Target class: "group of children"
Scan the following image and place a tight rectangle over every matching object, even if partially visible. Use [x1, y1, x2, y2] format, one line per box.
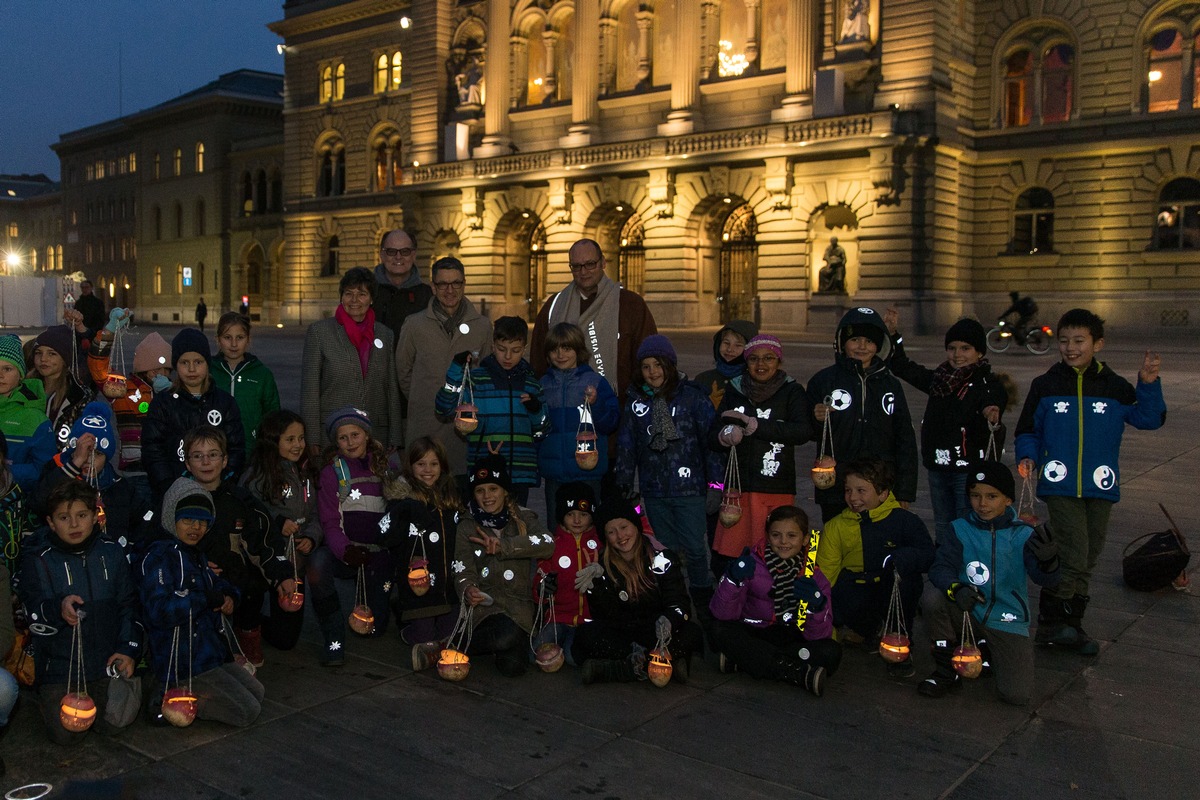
[0, 300, 1165, 757]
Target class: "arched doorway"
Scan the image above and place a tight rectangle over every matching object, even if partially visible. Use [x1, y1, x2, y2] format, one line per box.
[618, 214, 646, 294]
[719, 204, 758, 322]
[245, 243, 265, 318]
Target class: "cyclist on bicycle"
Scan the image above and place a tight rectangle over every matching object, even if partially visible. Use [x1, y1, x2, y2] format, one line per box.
[1000, 292, 1038, 337]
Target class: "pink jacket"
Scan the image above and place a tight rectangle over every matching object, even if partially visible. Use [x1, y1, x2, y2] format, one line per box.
[709, 539, 834, 639]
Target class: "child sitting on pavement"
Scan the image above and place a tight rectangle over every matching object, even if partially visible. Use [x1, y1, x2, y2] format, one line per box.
[920, 461, 1061, 704]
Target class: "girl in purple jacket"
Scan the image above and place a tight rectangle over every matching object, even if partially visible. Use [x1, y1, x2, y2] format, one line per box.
[709, 506, 841, 696]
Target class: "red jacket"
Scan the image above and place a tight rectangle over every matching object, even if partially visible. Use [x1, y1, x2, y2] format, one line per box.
[535, 525, 602, 626]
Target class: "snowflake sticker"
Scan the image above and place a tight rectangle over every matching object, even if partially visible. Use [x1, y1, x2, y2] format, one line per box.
[349, 489, 362, 500]
[329, 641, 342, 651]
[452, 560, 466, 573]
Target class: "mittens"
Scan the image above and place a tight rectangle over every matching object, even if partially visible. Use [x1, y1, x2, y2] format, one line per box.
[725, 548, 755, 584]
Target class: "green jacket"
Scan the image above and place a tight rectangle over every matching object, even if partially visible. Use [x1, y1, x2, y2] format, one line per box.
[0, 380, 56, 492]
[211, 353, 280, 445]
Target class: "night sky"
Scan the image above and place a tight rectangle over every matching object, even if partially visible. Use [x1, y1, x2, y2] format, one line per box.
[0, 1, 284, 180]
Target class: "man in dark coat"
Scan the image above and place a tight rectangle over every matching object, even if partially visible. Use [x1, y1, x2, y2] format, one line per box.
[373, 229, 433, 342]
[75, 281, 107, 332]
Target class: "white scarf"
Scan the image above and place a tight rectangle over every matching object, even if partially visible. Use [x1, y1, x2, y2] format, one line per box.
[547, 274, 621, 390]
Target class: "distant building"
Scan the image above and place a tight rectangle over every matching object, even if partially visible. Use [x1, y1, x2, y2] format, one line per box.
[0, 174, 63, 278]
[266, 0, 1200, 334]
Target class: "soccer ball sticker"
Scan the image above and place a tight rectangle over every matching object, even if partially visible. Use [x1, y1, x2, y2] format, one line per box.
[1043, 460, 1068, 483]
[1092, 465, 1116, 490]
[829, 389, 853, 411]
[965, 561, 990, 586]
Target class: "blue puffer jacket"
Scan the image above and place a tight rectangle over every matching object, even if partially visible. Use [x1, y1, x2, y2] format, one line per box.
[138, 538, 238, 683]
[1015, 360, 1165, 502]
[18, 530, 141, 685]
[928, 507, 1060, 636]
[538, 364, 620, 482]
[614, 378, 721, 498]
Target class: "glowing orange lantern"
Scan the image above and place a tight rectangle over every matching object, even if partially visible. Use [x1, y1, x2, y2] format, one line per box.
[647, 648, 673, 687]
[879, 632, 911, 663]
[454, 404, 479, 434]
[278, 589, 305, 613]
[408, 559, 431, 597]
[437, 648, 471, 681]
[811, 455, 837, 489]
[952, 643, 984, 679]
[102, 374, 128, 399]
[349, 604, 376, 635]
[60, 692, 97, 732]
[161, 688, 198, 727]
[535, 642, 565, 674]
[718, 490, 742, 528]
[575, 431, 599, 470]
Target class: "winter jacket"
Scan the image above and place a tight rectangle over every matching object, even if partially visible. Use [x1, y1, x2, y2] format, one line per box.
[434, 356, 548, 488]
[817, 493, 934, 588]
[373, 263, 433, 343]
[583, 537, 691, 640]
[538, 364, 620, 482]
[316, 456, 387, 566]
[42, 375, 94, 450]
[196, 480, 293, 590]
[138, 537, 236, 683]
[709, 538, 833, 640]
[35, 457, 159, 560]
[142, 384, 245, 500]
[395, 299, 492, 474]
[1015, 360, 1166, 502]
[928, 507, 1060, 636]
[378, 481, 460, 622]
[888, 335, 1008, 471]
[301, 316, 403, 449]
[211, 353, 281, 447]
[18, 531, 140, 685]
[453, 507, 554, 633]
[535, 525, 603, 627]
[241, 459, 324, 550]
[86, 340, 155, 473]
[694, 320, 758, 409]
[0, 477, 34, 573]
[712, 374, 813, 495]
[614, 379, 722, 499]
[0, 380, 57, 492]
[806, 309, 919, 504]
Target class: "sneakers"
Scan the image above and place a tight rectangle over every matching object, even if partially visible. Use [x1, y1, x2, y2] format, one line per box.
[235, 627, 265, 668]
[412, 642, 442, 672]
[918, 672, 962, 698]
[806, 665, 826, 698]
[886, 657, 916, 679]
[717, 652, 737, 674]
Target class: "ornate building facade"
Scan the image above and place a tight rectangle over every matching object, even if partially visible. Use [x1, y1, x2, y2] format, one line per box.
[269, 0, 1200, 333]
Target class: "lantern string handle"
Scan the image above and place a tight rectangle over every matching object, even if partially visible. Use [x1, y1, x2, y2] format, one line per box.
[984, 421, 1000, 461]
[819, 395, 835, 460]
[882, 570, 907, 639]
[457, 358, 475, 407]
[66, 613, 87, 698]
[722, 444, 741, 499]
[576, 393, 595, 440]
[1018, 472, 1037, 521]
[959, 610, 978, 651]
[285, 535, 300, 584]
[165, 606, 195, 693]
[354, 565, 368, 610]
[446, 597, 475, 655]
[529, 568, 558, 653]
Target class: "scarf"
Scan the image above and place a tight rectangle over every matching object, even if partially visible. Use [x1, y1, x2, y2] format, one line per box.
[335, 305, 376, 377]
[644, 387, 681, 452]
[431, 298, 468, 337]
[930, 359, 986, 399]
[715, 356, 745, 380]
[745, 370, 788, 406]
[547, 274, 621, 391]
[763, 547, 807, 620]
[468, 499, 510, 531]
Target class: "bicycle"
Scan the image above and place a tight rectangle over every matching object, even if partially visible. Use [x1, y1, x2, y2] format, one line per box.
[986, 318, 1052, 355]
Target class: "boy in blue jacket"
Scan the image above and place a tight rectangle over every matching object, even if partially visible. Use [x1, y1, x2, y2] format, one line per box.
[1015, 309, 1165, 655]
[920, 461, 1061, 704]
[436, 316, 548, 506]
[18, 481, 141, 745]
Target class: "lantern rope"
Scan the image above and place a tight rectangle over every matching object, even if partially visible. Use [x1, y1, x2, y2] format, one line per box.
[818, 395, 836, 461]
[882, 571, 908, 640]
[445, 597, 475, 656]
[165, 606, 194, 695]
[984, 421, 1000, 461]
[529, 568, 558, 653]
[722, 445, 741, 500]
[959, 610, 978, 652]
[65, 611, 88, 700]
[1017, 472, 1038, 521]
[353, 564, 369, 611]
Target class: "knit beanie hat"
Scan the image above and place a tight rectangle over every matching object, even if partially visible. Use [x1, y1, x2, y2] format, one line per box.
[0, 335, 25, 374]
[744, 334, 783, 360]
[175, 491, 216, 524]
[966, 460, 1015, 502]
[68, 401, 119, 463]
[468, 454, 512, 492]
[555, 481, 596, 525]
[636, 334, 677, 366]
[324, 406, 372, 441]
[839, 321, 885, 352]
[593, 498, 643, 535]
[134, 332, 173, 373]
[32, 326, 75, 363]
[944, 318, 988, 356]
[171, 328, 211, 367]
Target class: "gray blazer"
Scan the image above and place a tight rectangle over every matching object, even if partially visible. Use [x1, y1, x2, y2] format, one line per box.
[301, 316, 403, 448]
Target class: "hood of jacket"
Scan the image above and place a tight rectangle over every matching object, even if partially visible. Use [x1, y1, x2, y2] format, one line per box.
[212, 352, 264, 376]
[834, 306, 892, 363]
[374, 262, 422, 290]
[710, 320, 759, 365]
[8, 378, 46, 408]
[160, 477, 213, 537]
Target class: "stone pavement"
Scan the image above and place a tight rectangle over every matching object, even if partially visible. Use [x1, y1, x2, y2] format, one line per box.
[1, 325, 1195, 799]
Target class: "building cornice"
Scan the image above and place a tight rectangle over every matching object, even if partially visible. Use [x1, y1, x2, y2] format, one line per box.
[270, 0, 409, 38]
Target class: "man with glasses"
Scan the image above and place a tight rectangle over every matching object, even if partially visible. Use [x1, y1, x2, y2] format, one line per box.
[396, 257, 492, 484]
[373, 229, 433, 341]
[531, 238, 656, 398]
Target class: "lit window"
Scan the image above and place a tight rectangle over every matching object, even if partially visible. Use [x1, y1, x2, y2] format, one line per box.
[96, 160, 106, 179]
[129, 152, 137, 172]
[1003, 50, 1033, 127]
[1147, 29, 1183, 113]
[30, 249, 37, 271]
[173, 148, 182, 177]
[176, 264, 183, 294]
[335, 63, 345, 100]
[86, 242, 94, 264]
[154, 266, 162, 294]
[195, 142, 205, 173]
[6, 222, 16, 238]
[321, 65, 333, 102]
[1153, 178, 1200, 249]
[391, 52, 402, 88]
[153, 153, 160, 179]
[86, 164, 95, 181]
[375, 54, 388, 93]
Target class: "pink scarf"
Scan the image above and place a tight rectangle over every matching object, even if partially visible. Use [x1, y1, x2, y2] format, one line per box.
[335, 305, 376, 377]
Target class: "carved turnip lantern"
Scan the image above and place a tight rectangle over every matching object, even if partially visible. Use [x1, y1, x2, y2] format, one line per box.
[278, 588, 305, 613]
[535, 642, 565, 673]
[718, 490, 743, 528]
[59, 692, 97, 732]
[647, 648, 673, 688]
[952, 643, 984, 679]
[408, 558, 431, 597]
[811, 455, 837, 489]
[437, 648, 471, 681]
[575, 430, 599, 470]
[161, 688, 198, 727]
[102, 373, 128, 399]
[349, 604, 376, 635]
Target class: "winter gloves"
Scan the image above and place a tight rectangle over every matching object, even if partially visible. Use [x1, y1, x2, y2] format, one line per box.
[716, 410, 758, 447]
[1027, 524, 1060, 573]
[574, 562, 604, 593]
[793, 576, 827, 612]
[950, 583, 986, 612]
[725, 548, 755, 584]
[655, 615, 673, 642]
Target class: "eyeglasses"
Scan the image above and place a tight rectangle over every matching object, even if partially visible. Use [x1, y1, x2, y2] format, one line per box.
[381, 247, 415, 258]
[187, 450, 224, 463]
[569, 259, 603, 272]
[433, 280, 465, 290]
[746, 354, 779, 364]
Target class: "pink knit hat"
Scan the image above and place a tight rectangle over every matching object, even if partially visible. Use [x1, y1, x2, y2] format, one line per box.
[744, 334, 783, 360]
[133, 332, 172, 373]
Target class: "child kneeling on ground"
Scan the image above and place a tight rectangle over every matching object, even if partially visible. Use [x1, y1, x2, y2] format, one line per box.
[709, 506, 841, 697]
[920, 461, 1060, 705]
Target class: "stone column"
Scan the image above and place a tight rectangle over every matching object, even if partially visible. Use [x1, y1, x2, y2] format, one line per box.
[635, 8, 654, 87]
[563, 0, 600, 146]
[744, 0, 761, 70]
[475, 0, 513, 157]
[542, 30, 560, 101]
[772, 0, 816, 121]
[1180, 38, 1195, 111]
[658, 0, 703, 135]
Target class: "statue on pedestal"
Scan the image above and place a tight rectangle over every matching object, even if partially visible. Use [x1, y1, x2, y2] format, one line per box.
[839, 0, 871, 44]
[455, 56, 484, 107]
[818, 237, 847, 293]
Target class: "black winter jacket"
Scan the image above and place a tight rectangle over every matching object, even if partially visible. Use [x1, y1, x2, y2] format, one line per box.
[143, 384, 245, 499]
[888, 335, 1008, 472]
[34, 456, 161, 560]
[378, 485, 460, 622]
[711, 374, 813, 495]
[199, 481, 292, 592]
[584, 538, 691, 641]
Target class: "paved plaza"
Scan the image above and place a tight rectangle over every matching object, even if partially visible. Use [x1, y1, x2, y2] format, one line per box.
[1, 324, 1195, 799]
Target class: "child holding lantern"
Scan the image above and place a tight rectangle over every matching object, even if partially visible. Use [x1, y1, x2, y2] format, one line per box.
[920, 461, 1061, 704]
[18, 481, 140, 744]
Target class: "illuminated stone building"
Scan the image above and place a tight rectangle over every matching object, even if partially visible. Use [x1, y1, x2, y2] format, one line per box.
[0, 174, 63, 278]
[269, 0, 1200, 333]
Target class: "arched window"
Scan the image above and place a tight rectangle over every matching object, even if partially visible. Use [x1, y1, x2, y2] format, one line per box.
[1153, 178, 1200, 249]
[998, 28, 1075, 128]
[1041, 44, 1073, 123]
[371, 129, 403, 191]
[320, 65, 333, 102]
[316, 136, 346, 197]
[55, 245, 62, 269]
[153, 206, 162, 241]
[1010, 188, 1055, 254]
[30, 249, 37, 271]
[719, 204, 758, 322]
[335, 63, 345, 100]
[195, 200, 206, 236]
[322, 235, 341, 277]
[173, 148, 182, 176]
[618, 213, 646, 294]
[1003, 49, 1033, 127]
[391, 51, 402, 89]
[174, 203, 183, 238]
[195, 142, 205, 173]
[154, 266, 162, 294]
[1147, 28, 1185, 112]
[375, 54, 389, 93]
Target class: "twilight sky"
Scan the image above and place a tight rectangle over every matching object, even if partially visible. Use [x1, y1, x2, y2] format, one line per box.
[0, 1, 285, 180]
